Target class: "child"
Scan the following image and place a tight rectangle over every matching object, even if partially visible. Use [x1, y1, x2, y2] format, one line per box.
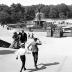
[15, 43, 26, 72]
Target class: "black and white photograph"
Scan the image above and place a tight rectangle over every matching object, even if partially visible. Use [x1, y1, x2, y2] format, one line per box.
[0, 0, 72, 72]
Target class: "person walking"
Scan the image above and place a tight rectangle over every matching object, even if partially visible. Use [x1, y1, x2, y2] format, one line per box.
[27, 38, 42, 69]
[15, 43, 27, 72]
[31, 33, 34, 39]
[28, 33, 30, 39]
[10, 32, 19, 49]
[18, 32, 22, 48]
[20, 30, 27, 44]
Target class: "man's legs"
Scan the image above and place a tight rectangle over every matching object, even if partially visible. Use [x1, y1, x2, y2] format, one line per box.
[32, 52, 38, 69]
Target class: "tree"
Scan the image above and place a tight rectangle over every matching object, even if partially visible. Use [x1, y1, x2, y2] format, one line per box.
[67, 5, 72, 18]
[59, 12, 66, 19]
[56, 3, 69, 18]
[34, 4, 45, 13]
[25, 6, 35, 20]
[0, 11, 10, 24]
[10, 3, 26, 23]
[49, 7, 58, 18]
[41, 6, 50, 18]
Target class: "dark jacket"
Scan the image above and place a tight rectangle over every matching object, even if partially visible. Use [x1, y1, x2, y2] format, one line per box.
[20, 33, 27, 43]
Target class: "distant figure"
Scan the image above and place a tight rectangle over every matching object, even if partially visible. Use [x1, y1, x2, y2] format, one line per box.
[15, 43, 26, 72]
[31, 33, 34, 39]
[7, 27, 9, 30]
[60, 29, 63, 37]
[27, 38, 42, 69]
[20, 30, 27, 44]
[28, 33, 30, 38]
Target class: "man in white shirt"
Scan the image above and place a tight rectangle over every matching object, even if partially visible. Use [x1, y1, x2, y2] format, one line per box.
[15, 43, 26, 72]
[27, 38, 42, 69]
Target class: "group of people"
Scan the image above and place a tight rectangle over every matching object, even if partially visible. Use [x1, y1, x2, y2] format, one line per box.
[14, 30, 42, 72]
[10, 30, 27, 49]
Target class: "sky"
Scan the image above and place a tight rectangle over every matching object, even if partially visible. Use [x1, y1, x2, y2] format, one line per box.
[0, 0, 72, 6]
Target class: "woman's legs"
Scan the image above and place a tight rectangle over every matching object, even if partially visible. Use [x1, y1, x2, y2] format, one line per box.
[20, 55, 26, 72]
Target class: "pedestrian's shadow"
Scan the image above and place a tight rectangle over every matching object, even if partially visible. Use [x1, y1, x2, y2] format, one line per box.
[27, 62, 59, 72]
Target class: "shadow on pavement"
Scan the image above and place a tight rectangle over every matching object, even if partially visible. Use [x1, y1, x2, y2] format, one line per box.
[0, 39, 11, 48]
[27, 62, 59, 72]
[0, 50, 15, 55]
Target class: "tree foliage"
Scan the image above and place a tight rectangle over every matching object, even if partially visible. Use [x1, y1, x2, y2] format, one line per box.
[0, 3, 72, 24]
